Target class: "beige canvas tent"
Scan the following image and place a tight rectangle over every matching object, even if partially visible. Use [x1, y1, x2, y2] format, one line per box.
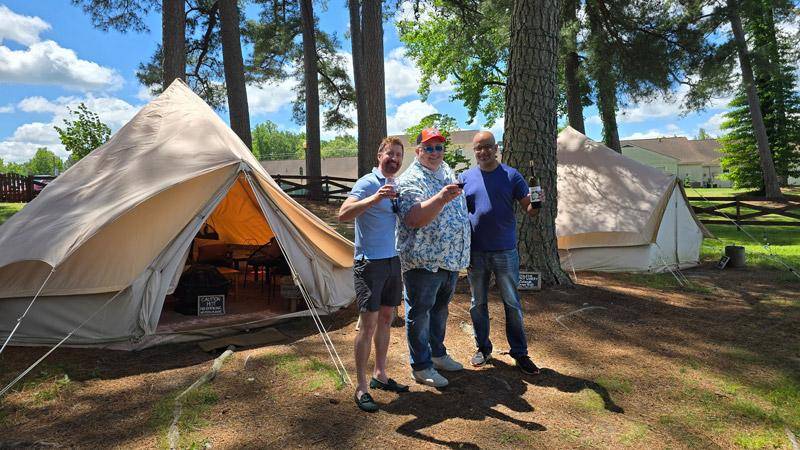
[0, 80, 355, 349]
[556, 127, 712, 272]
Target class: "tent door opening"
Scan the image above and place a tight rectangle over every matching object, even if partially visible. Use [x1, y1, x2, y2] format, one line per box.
[155, 174, 306, 333]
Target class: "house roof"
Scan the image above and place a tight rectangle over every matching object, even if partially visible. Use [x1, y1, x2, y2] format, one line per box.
[620, 136, 722, 165]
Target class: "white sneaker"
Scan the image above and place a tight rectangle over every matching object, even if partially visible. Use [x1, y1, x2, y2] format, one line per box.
[411, 367, 449, 388]
[470, 351, 491, 367]
[431, 354, 464, 371]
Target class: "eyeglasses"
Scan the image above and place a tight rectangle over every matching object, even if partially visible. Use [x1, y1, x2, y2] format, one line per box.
[422, 144, 445, 153]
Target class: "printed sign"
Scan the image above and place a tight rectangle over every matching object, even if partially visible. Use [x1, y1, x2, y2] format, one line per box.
[716, 255, 731, 270]
[198, 294, 225, 316]
[518, 271, 541, 291]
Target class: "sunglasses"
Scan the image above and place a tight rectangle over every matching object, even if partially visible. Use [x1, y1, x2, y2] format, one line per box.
[422, 144, 445, 153]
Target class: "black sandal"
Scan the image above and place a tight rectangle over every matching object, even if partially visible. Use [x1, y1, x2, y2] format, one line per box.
[370, 377, 410, 393]
[354, 392, 379, 412]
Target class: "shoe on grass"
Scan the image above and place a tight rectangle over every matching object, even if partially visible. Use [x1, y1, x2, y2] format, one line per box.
[354, 391, 379, 412]
[432, 354, 463, 371]
[411, 367, 449, 388]
[514, 355, 540, 375]
[470, 350, 491, 367]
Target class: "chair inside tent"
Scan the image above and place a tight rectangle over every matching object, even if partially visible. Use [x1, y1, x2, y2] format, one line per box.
[156, 173, 305, 334]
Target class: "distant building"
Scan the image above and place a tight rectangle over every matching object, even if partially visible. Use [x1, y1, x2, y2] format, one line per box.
[620, 137, 732, 188]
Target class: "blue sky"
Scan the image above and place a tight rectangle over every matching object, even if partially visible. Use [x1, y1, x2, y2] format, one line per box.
[0, 0, 733, 163]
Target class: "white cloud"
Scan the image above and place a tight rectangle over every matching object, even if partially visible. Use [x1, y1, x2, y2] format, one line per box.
[386, 100, 438, 134]
[699, 112, 727, 138]
[615, 85, 732, 125]
[489, 117, 504, 140]
[394, 0, 437, 24]
[384, 47, 454, 100]
[136, 85, 158, 102]
[247, 80, 297, 114]
[586, 115, 602, 125]
[0, 5, 50, 46]
[621, 128, 684, 140]
[0, 104, 12, 113]
[0, 40, 123, 91]
[0, 95, 140, 163]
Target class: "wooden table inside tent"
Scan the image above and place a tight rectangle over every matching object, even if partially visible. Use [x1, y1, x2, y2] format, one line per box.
[216, 267, 240, 302]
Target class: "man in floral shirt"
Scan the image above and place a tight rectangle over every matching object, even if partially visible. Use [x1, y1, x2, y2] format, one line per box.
[396, 128, 470, 388]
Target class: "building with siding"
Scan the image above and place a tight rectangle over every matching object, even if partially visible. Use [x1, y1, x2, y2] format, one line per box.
[620, 137, 731, 188]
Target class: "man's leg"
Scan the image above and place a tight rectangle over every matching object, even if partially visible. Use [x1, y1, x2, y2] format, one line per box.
[429, 270, 457, 358]
[467, 251, 493, 357]
[491, 249, 528, 358]
[355, 311, 379, 396]
[373, 305, 394, 382]
[404, 269, 439, 371]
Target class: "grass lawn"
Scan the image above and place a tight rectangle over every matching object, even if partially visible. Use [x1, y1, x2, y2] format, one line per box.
[689, 186, 800, 197]
[702, 223, 800, 273]
[0, 203, 24, 226]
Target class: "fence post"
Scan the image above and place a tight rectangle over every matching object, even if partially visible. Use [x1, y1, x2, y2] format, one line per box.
[25, 175, 34, 202]
[735, 200, 740, 221]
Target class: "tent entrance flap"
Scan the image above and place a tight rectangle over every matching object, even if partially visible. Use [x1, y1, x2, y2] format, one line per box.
[155, 173, 306, 334]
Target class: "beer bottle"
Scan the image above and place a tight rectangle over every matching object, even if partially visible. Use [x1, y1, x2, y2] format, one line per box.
[528, 175, 542, 209]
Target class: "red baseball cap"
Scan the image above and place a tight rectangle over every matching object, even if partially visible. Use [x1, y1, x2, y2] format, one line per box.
[416, 128, 446, 145]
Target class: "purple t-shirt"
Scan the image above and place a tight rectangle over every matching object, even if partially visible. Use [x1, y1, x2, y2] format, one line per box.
[459, 164, 529, 251]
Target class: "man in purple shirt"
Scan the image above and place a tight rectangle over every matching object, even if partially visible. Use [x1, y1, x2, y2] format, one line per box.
[458, 130, 541, 375]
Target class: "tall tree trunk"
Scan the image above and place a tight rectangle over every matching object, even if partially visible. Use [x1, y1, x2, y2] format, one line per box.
[596, 69, 621, 152]
[728, 0, 782, 199]
[300, 0, 322, 200]
[504, 0, 572, 287]
[563, 0, 584, 133]
[162, 0, 185, 87]
[359, 0, 387, 172]
[219, 0, 252, 149]
[349, 0, 370, 176]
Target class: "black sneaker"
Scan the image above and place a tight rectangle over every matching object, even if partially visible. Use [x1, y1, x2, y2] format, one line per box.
[354, 392, 379, 412]
[514, 356, 540, 375]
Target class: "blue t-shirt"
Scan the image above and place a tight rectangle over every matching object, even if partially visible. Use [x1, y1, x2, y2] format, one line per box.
[348, 168, 398, 260]
[460, 164, 529, 252]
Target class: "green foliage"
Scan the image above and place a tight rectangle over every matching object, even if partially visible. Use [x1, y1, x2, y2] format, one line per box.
[0, 158, 30, 175]
[256, 352, 344, 390]
[150, 384, 218, 449]
[54, 103, 111, 162]
[718, 3, 800, 189]
[405, 113, 471, 174]
[27, 148, 64, 175]
[251, 120, 305, 160]
[320, 135, 357, 158]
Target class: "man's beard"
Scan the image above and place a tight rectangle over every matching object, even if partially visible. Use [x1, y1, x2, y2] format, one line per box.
[382, 160, 400, 175]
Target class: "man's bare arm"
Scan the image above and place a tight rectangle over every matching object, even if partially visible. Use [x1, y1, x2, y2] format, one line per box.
[404, 184, 463, 228]
[338, 185, 395, 222]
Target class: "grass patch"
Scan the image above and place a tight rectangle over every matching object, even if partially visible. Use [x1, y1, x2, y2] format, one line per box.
[619, 423, 649, 445]
[13, 366, 75, 405]
[734, 429, 786, 449]
[702, 224, 800, 271]
[150, 384, 218, 450]
[496, 430, 531, 445]
[596, 375, 633, 394]
[558, 428, 582, 443]
[257, 352, 345, 391]
[0, 203, 24, 226]
[572, 389, 606, 412]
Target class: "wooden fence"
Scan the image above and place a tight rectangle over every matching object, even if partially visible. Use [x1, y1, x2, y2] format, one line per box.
[0, 173, 55, 202]
[271, 174, 357, 202]
[688, 194, 800, 226]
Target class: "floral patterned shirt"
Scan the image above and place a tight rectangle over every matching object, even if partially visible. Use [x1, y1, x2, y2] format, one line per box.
[396, 158, 470, 273]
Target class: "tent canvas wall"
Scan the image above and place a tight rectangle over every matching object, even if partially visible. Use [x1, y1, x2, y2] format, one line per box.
[0, 80, 355, 349]
[556, 127, 712, 272]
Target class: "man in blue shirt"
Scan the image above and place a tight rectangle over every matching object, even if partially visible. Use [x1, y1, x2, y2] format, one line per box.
[459, 130, 541, 375]
[338, 137, 408, 412]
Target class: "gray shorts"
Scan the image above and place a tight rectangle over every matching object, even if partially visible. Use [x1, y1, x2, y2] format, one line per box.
[353, 256, 402, 312]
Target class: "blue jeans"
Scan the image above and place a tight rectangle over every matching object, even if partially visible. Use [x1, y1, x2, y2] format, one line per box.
[468, 248, 528, 358]
[403, 268, 458, 371]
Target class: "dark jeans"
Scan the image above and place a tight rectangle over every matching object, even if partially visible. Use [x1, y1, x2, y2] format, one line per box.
[467, 248, 528, 358]
[403, 268, 458, 371]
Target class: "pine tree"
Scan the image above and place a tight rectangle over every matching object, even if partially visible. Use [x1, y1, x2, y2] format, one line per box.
[719, 0, 800, 189]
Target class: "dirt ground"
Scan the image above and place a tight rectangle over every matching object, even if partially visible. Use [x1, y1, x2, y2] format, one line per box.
[1, 262, 798, 449]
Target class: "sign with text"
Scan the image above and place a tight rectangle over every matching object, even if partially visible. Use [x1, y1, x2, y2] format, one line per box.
[518, 271, 542, 291]
[198, 294, 225, 316]
[716, 255, 731, 270]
